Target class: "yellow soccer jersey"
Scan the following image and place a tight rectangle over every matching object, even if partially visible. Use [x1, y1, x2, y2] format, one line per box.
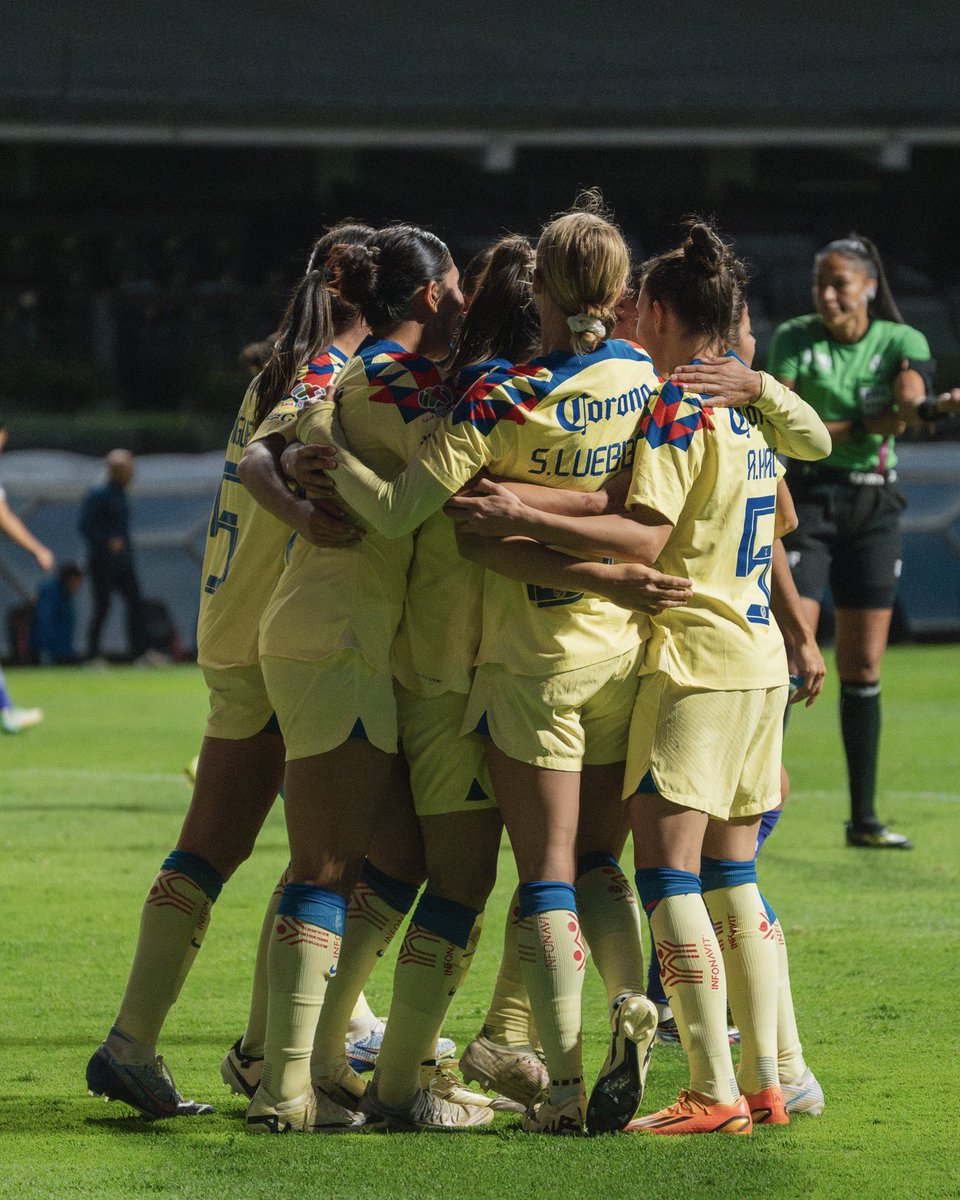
[196, 348, 350, 670]
[247, 349, 349, 445]
[390, 360, 500, 699]
[379, 340, 659, 676]
[626, 378, 793, 690]
[258, 339, 451, 670]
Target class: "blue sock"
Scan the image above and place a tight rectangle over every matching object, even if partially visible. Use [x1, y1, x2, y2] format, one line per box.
[0, 668, 11, 710]
[517, 880, 577, 919]
[575, 850, 619, 878]
[361, 861, 419, 915]
[755, 807, 782, 856]
[699, 857, 757, 895]
[410, 892, 479, 950]
[278, 883, 346, 935]
[634, 867, 700, 914]
[160, 849, 224, 903]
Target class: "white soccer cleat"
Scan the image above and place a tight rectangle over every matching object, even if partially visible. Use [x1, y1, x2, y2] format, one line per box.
[220, 1039, 263, 1099]
[246, 1082, 367, 1134]
[459, 1033, 548, 1109]
[522, 1091, 587, 1136]
[315, 1058, 367, 1110]
[781, 1066, 825, 1116]
[1, 705, 43, 734]
[364, 1080, 494, 1131]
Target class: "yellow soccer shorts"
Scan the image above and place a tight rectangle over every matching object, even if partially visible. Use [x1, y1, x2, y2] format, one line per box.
[463, 648, 641, 772]
[202, 663, 277, 741]
[260, 649, 398, 761]
[396, 685, 496, 816]
[624, 672, 788, 819]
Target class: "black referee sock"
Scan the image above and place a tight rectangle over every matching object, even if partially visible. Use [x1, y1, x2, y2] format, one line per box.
[839, 681, 881, 829]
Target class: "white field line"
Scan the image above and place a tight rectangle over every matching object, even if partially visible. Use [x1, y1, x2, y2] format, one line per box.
[1, 767, 185, 785]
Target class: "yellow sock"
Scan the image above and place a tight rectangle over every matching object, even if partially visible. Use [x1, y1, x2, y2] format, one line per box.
[310, 863, 417, 1079]
[261, 885, 344, 1103]
[373, 894, 479, 1107]
[703, 882, 780, 1093]
[575, 853, 645, 1005]
[114, 851, 222, 1051]
[516, 883, 585, 1105]
[240, 869, 288, 1057]
[648, 892, 738, 1103]
[483, 891, 537, 1048]
[774, 919, 808, 1085]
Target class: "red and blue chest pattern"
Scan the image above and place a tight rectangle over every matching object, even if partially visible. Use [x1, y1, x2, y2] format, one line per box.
[356, 341, 450, 424]
[639, 380, 714, 451]
[452, 341, 658, 437]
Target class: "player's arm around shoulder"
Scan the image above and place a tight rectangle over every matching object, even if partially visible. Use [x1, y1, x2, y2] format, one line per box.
[669, 356, 830, 461]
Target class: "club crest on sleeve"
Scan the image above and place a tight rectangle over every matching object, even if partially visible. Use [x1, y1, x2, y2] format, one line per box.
[639, 380, 714, 451]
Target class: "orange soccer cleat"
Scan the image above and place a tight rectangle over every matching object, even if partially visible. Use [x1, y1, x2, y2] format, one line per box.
[742, 1085, 789, 1125]
[625, 1089, 752, 1135]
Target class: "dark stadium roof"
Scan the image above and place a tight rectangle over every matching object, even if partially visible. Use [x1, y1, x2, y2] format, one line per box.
[3, 1, 960, 149]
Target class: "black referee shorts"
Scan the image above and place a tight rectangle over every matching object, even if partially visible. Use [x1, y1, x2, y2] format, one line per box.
[782, 481, 905, 610]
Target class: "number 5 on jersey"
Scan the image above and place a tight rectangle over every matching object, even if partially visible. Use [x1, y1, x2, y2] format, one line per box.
[204, 476, 239, 595]
[736, 494, 775, 625]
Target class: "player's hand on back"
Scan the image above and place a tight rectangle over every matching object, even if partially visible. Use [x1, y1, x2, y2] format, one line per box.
[669, 356, 763, 407]
[603, 562, 693, 614]
[281, 442, 337, 496]
[443, 477, 528, 536]
[294, 496, 363, 548]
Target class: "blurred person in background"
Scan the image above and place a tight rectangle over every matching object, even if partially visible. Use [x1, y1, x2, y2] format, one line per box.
[31, 562, 83, 665]
[78, 448, 147, 664]
[766, 235, 935, 849]
[0, 420, 53, 731]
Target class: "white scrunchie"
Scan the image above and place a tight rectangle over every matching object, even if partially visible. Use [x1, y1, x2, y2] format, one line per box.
[567, 313, 606, 337]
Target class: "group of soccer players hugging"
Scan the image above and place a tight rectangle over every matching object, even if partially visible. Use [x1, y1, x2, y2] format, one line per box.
[87, 190, 836, 1138]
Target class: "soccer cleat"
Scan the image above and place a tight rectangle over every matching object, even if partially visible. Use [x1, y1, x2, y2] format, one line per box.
[743, 1085, 789, 1125]
[522, 1092, 587, 1136]
[845, 822, 913, 849]
[86, 1045, 213, 1119]
[419, 1058, 522, 1113]
[220, 1039, 263, 1099]
[246, 1083, 368, 1134]
[586, 993, 658, 1134]
[459, 1032, 548, 1109]
[363, 1080, 494, 1132]
[345, 1019, 456, 1072]
[1, 705, 43, 734]
[781, 1067, 825, 1117]
[626, 1089, 752, 1135]
[316, 1058, 367, 1110]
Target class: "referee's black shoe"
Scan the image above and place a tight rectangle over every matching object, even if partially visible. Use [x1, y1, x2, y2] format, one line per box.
[845, 821, 913, 849]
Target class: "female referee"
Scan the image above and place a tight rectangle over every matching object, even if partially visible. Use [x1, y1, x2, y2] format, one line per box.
[766, 235, 930, 848]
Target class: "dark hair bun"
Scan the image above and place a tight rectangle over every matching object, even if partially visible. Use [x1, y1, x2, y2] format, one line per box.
[324, 243, 380, 310]
[683, 222, 725, 275]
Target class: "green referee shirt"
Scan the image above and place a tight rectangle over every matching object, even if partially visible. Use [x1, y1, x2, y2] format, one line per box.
[766, 315, 929, 472]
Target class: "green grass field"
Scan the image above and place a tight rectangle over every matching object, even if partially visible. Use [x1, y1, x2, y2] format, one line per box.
[1, 648, 958, 1199]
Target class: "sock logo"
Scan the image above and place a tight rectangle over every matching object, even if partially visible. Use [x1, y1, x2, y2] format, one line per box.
[348, 883, 399, 933]
[711, 918, 726, 952]
[568, 916, 586, 970]
[537, 915, 558, 972]
[147, 871, 201, 917]
[397, 925, 442, 969]
[701, 937, 721, 991]
[274, 918, 337, 950]
[656, 939, 704, 987]
[601, 867, 638, 906]
[758, 911, 775, 940]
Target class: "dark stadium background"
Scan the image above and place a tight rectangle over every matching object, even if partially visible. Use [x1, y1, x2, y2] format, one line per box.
[2, 0, 960, 651]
